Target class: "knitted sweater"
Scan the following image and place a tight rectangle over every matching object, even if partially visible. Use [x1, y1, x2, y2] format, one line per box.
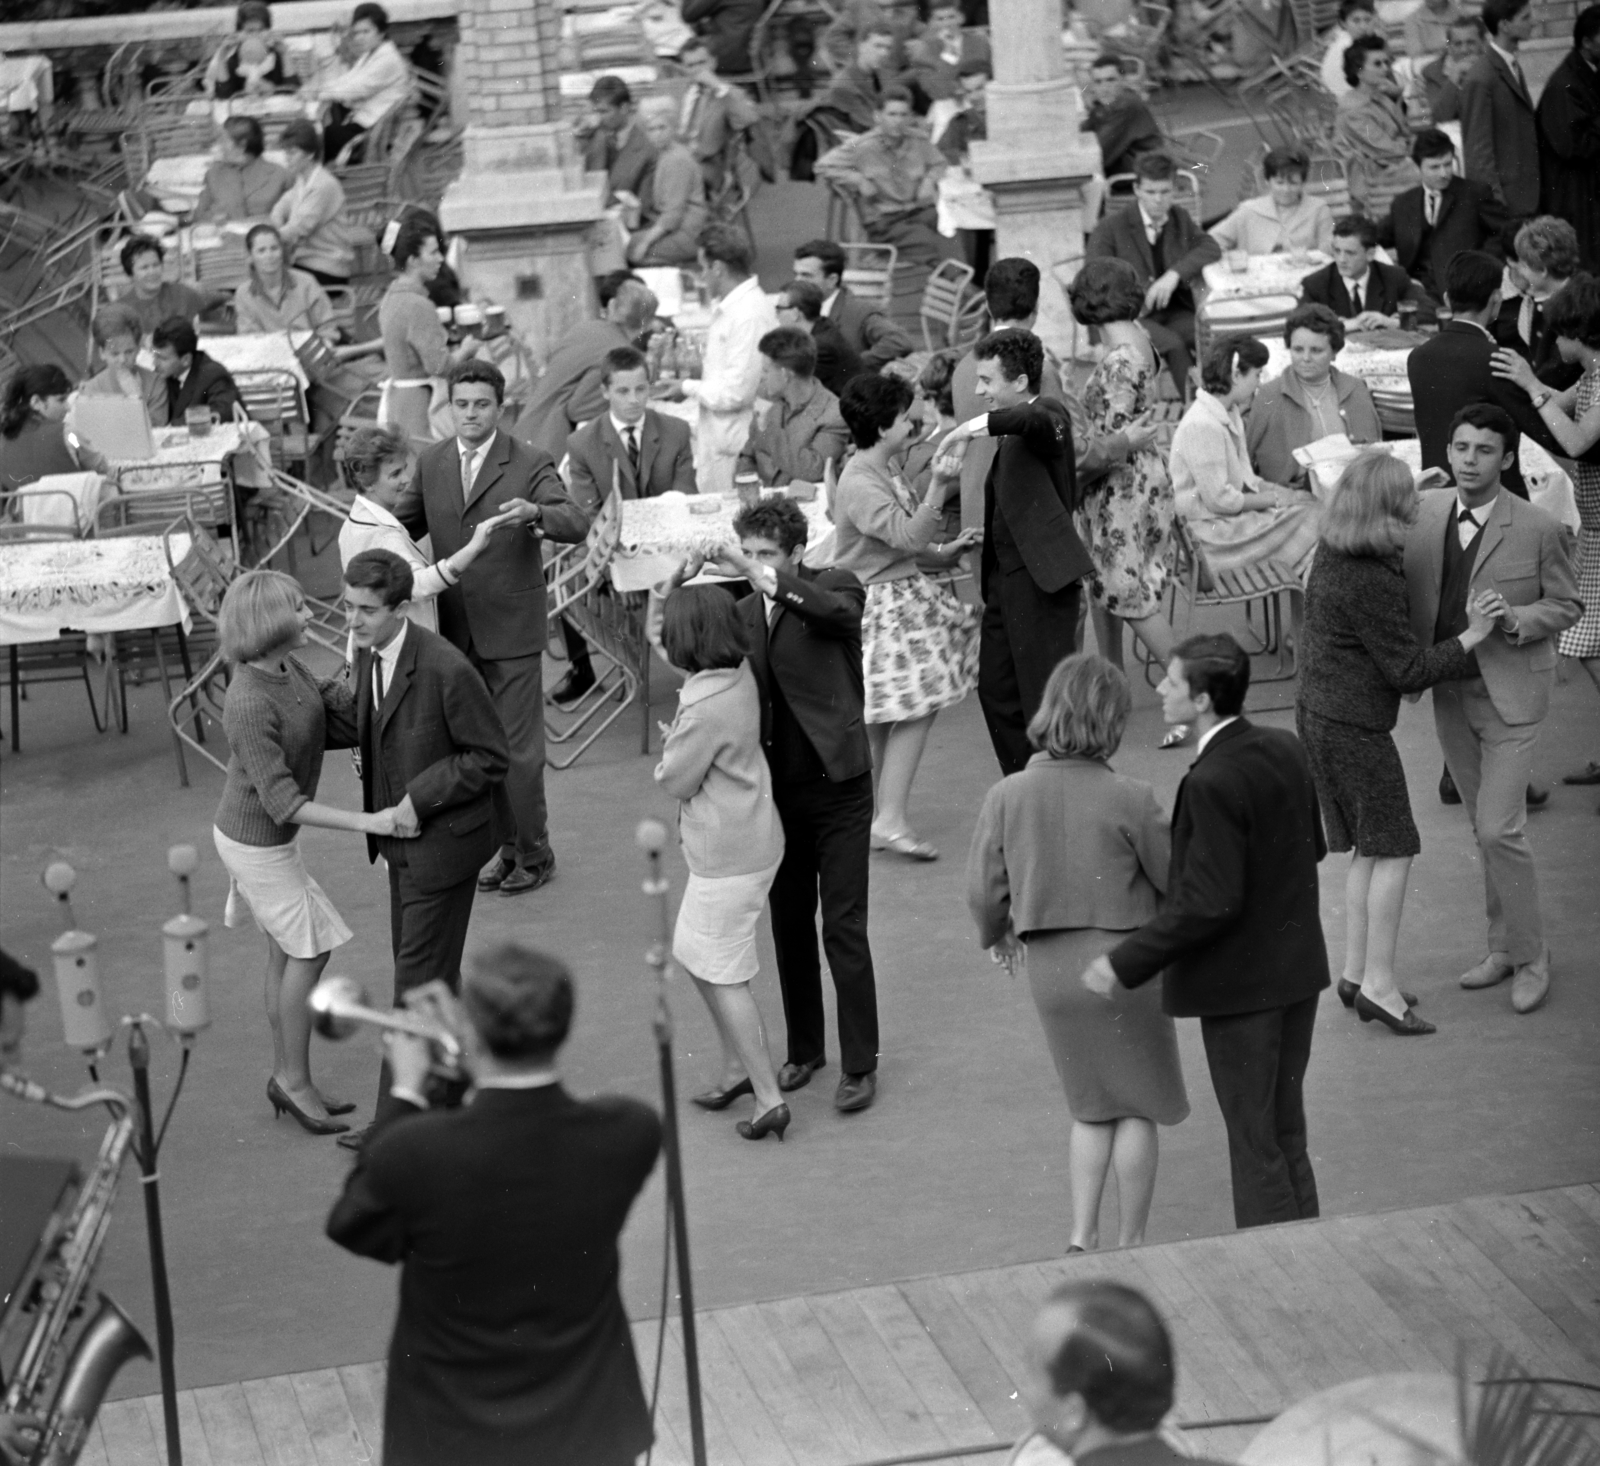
[215, 658, 357, 846]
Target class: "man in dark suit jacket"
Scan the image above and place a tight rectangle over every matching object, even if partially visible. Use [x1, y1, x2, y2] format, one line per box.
[1081, 55, 1165, 177]
[793, 237, 915, 367]
[1537, 13, 1600, 275]
[150, 316, 242, 424]
[1459, 0, 1541, 218]
[1299, 214, 1437, 325]
[695, 496, 880, 1113]
[1085, 634, 1330, 1230]
[1378, 129, 1506, 298]
[777, 277, 864, 396]
[567, 346, 696, 513]
[394, 360, 590, 897]
[579, 75, 658, 206]
[1086, 153, 1221, 385]
[339, 548, 509, 1139]
[327, 945, 661, 1466]
[941, 328, 1092, 774]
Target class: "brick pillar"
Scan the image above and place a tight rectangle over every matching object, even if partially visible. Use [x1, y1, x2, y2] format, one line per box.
[438, 0, 607, 360]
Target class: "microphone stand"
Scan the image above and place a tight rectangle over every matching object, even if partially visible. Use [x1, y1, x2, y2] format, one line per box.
[638, 822, 708, 1466]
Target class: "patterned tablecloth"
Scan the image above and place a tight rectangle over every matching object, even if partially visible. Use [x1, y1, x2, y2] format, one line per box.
[112, 422, 272, 492]
[1203, 251, 1330, 303]
[611, 493, 831, 592]
[0, 535, 192, 646]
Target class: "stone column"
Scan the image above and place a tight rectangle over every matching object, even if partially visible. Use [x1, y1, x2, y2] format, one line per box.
[967, 0, 1102, 363]
[437, 0, 608, 361]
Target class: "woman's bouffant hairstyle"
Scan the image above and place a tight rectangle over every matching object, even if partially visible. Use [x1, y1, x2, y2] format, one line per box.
[1514, 216, 1581, 281]
[91, 302, 143, 348]
[462, 944, 574, 1061]
[391, 216, 437, 270]
[120, 234, 164, 276]
[1320, 450, 1417, 556]
[1200, 334, 1269, 396]
[1068, 257, 1146, 328]
[1544, 274, 1600, 349]
[839, 371, 915, 448]
[1284, 302, 1346, 353]
[279, 118, 321, 157]
[660, 584, 751, 674]
[218, 569, 304, 663]
[733, 495, 809, 553]
[223, 115, 266, 158]
[1262, 145, 1310, 182]
[2, 365, 73, 438]
[1343, 33, 1389, 86]
[1027, 653, 1132, 760]
[919, 349, 959, 420]
[341, 424, 410, 487]
[245, 221, 285, 257]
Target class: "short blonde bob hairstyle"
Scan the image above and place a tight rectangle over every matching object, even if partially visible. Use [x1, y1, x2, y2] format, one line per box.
[219, 569, 305, 663]
[1320, 450, 1417, 556]
[1027, 652, 1131, 760]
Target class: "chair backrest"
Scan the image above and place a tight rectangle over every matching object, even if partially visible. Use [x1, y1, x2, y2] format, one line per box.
[547, 482, 625, 620]
[919, 258, 978, 353]
[1305, 154, 1350, 217]
[8, 488, 88, 535]
[194, 236, 251, 294]
[0, 520, 78, 542]
[164, 513, 236, 624]
[96, 480, 230, 536]
[234, 369, 302, 426]
[840, 242, 897, 310]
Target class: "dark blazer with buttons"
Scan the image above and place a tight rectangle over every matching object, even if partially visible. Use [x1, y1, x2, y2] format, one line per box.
[394, 429, 591, 662]
[165, 350, 242, 424]
[566, 409, 695, 514]
[1087, 201, 1222, 314]
[1297, 260, 1437, 324]
[1109, 718, 1331, 1018]
[981, 397, 1093, 596]
[738, 564, 872, 783]
[1460, 46, 1541, 218]
[354, 623, 508, 892]
[1378, 177, 1506, 297]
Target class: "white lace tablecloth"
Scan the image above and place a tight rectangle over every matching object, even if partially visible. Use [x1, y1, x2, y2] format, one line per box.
[203, 331, 311, 390]
[611, 493, 831, 592]
[938, 172, 996, 236]
[0, 535, 192, 646]
[113, 422, 272, 492]
[1203, 252, 1329, 303]
[142, 151, 288, 211]
[1263, 337, 1416, 392]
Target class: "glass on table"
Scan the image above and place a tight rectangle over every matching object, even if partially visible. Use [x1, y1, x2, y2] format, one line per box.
[185, 405, 214, 438]
[1226, 249, 1250, 274]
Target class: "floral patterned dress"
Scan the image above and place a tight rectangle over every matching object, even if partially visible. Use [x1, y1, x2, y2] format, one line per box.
[1076, 341, 1174, 619]
[1558, 364, 1600, 661]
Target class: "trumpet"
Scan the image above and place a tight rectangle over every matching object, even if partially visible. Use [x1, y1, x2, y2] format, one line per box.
[307, 976, 465, 1078]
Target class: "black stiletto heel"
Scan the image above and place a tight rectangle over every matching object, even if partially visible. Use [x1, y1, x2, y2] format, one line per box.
[691, 1077, 754, 1111]
[1354, 993, 1436, 1035]
[267, 1077, 351, 1135]
[736, 1103, 791, 1141]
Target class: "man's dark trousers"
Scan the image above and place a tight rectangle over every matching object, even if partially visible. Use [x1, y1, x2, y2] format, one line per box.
[1199, 993, 1320, 1228]
[979, 566, 1083, 775]
[470, 651, 551, 867]
[769, 771, 878, 1076]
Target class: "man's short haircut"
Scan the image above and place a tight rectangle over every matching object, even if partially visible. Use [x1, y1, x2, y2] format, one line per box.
[733, 495, 809, 553]
[699, 223, 754, 276]
[660, 583, 751, 674]
[218, 568, 304, 663]
[1576, 1, 1600, 46]
[795, 238, 846, 283]
[1068, 256, 1146, 328]
[1513, 216, 1581, 280]
[878, 83, 914, 108]
[222, 115, 266, 158]
[598, 268, 643, 308]
[781, 277, 826, 321]
[1133, 151, 1177, 184]
[1333, 213, 1379, 249]
[1200, 333, 1269, 396]
[1443, 249, 1503, 312]
[1544, 274, 1600, 349]
[839, 371, 914, 449]
[448, 357, 506, 403]
[1262, 145, 1311, 182]
[280, 117, 322, 157]
[590, 74, 633, 108]
[1450, 400, 1519, 456]
[1284, 301, 1346, 352]
[1449, 14, 1487, 37]
[601, 344, 649, 385]
[390, 216, 437, 270]
[351, 1, 390, 32]
[1339, 0, 1376, 18]
[1411, 127, 1456, 164]
[1028, 654, 1131, 760]
[1174, 633, 1251, 718]
[120, 234, 163, 276]
[92, 301, 144, 347]
[344, 547, 414, 608]
[611, 279, 660, 333]
[342, 423, 410, 487]
[1343, 33, 1388, 86]
[151, 316, 199, 358]
[984, 257, 1041, 323]
[1091, 52, 1123, 72]
[759, 325, 818, 377]
[461, 944, 574, 1062]
[973, 326, 1044, 394]
[1481, 0, 1530, 36]
[1041, 1283, 1176, 1434]
[1321, 450, 1417, 556]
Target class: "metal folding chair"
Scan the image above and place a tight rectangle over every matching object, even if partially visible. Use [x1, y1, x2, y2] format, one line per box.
[1171, 516, 1301, 683]
[919, 258, 980, 352]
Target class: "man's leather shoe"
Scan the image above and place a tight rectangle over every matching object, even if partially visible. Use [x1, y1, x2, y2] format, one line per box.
[835, 1072, 876, 1113]
[1511, 948, 1551, 1014]
[499, 859, 555, 896]
[1562, 761, 1600, 785]
[777, 1056, 825, 1092]
[477, 855, 514, 892]
[336, 1124, 376, 1153]
[1439, 768, 1461, 805]
[551, 665, 596, 706]
[1460, 951, 1514, 989]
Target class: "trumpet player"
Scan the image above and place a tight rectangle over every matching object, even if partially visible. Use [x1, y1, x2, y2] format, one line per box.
[325, 943, 662, 1466]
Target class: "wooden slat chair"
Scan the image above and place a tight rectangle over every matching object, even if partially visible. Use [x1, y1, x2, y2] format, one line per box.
[919, 258, 980, 352]
[1371, 383, 1415, 437]
[1170, 516, 1301, 681]
[840, 242, 897, 312]
[194, 235, 252, 296]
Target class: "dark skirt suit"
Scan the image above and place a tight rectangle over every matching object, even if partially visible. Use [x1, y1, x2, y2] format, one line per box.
[1296, 545, 1476, 857]
[967, 754, 1189, 1125]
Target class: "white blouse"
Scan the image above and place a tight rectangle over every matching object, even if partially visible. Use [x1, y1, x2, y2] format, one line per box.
[337, 495, 443, 633]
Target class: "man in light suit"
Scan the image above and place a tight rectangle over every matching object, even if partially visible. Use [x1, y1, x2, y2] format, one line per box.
[1403, 403, 1582, 1014]
[394, 360, 591, 897]
[1459, 0, 1541, 218]
[567, 346, 696, 513]
[339, 548, 509, 1144]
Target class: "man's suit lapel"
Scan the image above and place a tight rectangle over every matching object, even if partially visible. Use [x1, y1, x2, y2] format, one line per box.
[1472, 489, 1515, 577]
[1414, 491, 1451, 624]
[601, 417, 639, 496]
[1437, 180, 1462, 232]
[463, 430, 509, 516]
[1494, 50, 1532, 107]
[636, 414, 660, 493]
[1125, 210, 1155, 276]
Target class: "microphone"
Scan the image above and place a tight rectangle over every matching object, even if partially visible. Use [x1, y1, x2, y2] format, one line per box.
[162, 844, 211, 1036]
[43, 861, 111, 1054]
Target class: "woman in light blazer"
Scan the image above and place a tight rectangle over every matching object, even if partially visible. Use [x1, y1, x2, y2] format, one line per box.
[966, 653, 1188, 1252]
[654, 584, 790, 1142]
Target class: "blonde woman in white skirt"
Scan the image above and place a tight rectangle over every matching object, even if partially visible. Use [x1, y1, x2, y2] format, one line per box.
[213, 570, 415, 1136]
[653, 584, 790, 1141]
[831, 372, 980, 861]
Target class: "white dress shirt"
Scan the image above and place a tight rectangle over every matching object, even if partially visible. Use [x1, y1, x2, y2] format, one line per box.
[1455, 496, 1491, 549]
[1196, 714, 1240, 758]
[474, 1072, 562, 1090]
[683, 274, 780, 494]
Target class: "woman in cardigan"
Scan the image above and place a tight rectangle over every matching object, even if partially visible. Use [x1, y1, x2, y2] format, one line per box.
[213, 570, 412, 1134]
[1246, 304, 1381, 486]
[1, 365, 113, 498]
[831, 371, 979, 861]
[654, 585, 789, 1141]
[628, 100, 710, 266]
[1297, 453, 1495, 1036]
[966, 653, 1187, 1252]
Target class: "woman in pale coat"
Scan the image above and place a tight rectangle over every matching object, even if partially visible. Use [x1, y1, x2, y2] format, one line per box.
[654, 584, 790, 1142]
[967, 653, 1187, 1252]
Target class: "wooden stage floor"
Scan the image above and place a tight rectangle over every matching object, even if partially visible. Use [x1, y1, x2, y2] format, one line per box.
[80, 1183, 1600, 1466]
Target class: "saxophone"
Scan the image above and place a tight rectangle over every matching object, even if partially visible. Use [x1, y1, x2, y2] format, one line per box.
[1, 1071, 153, 1466]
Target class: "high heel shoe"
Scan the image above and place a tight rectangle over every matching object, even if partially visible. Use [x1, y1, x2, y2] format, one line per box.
[267, 1077, 351, 1135]
[691, 1077, 753, 1111]
[1354, 993, 1436, 1035]
[736, 1103, 791, 1141]
[320, 1095, 357, 1117]
[1338, 979, 1417, 1009]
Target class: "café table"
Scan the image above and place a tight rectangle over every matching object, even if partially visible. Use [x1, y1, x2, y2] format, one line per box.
[1202, 250, 1331, 304]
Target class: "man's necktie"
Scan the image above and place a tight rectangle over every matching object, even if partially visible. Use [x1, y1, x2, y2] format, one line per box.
[1511, 56, 1527, 93]
[624, 425, 640, 480]
[461, 447, 477, 500]
[1350, 281, 1362, 314]
[1425, 190, 1439, 227]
